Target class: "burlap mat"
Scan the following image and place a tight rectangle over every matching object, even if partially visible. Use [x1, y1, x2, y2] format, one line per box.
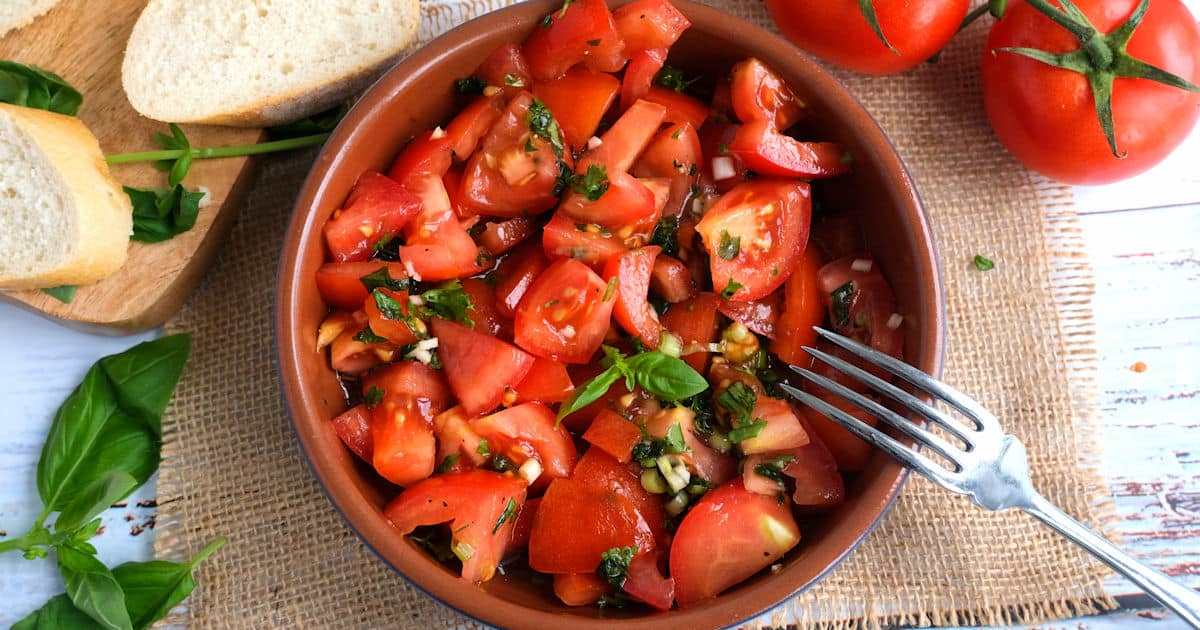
[155, 1, 1118, 627]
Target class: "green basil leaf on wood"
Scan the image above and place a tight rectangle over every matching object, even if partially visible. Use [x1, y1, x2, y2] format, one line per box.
[42, 285, 78, 304]
[127, 185, 205, 244]
[0, 61, 82, 115]
[58, 544, 134, 630]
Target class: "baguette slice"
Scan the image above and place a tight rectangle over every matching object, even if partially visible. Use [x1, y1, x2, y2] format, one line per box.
[0, 0, 62, 38]
[0, 103, 130, 290]
[122, 0, 421, 127]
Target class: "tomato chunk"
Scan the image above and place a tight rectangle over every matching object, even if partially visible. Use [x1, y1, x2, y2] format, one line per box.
[632, 121, 702, 219]
[612, 0, 691, 52]
[661, 292, 721, 374]
[472, 402, 578, 487]
[329, 318, 388, 375]
[431, 318, 535, 416]
[558, 168, 656, 229]
[398, 174, 487, 281]
[718, 292, 780, 339]
[816, 254, 903, 360]
[771, 247, 825, 365]
[582, 409, 645, 463]
[729, 120, 849, 179]
[444, 93, 506, 161]
[495, 241, 551, 317]
[787, 414, 846, 508]
[528, 478, 655, 574]
[670, 479, 800, 606]
[323, 172, 421, 263]
[736, 397, 810, 455]
[802, 397, 879, 473]
[475, 43, 533, 98]
[572, 448, 669, 548]
[554, 573, 611, 606]
[532, 68, 621, 150]
[477, 216, 538, 257]
[512, 357, 575, 404]
[583, 99, 667, 173]
[387, 131, 453, 185]
[620, 47, 667, 112]
[432, 406, 488, 473]
[363, 361, 450, 486]
[384, 471, 527, 583]
[643, 87, 709, 131]
[362, 287, 420, 347]
[315, 261, 410, 310]
[523, 0, 627, 80]
[331, 404, 372, 462]
[603, 246, 662, 347]
[649, 255, 694, 303]
[542, 213, 631, 268]
[622, 553, 675, 611]
[730, 58, 805, 130]
[514, 258, 616, 364]
[644, 407, 737, 485]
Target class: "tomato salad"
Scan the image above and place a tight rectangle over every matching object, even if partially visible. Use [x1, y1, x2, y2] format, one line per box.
[313, 0, 904, 611]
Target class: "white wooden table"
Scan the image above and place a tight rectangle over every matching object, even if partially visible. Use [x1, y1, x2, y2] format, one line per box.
[1, 111, 1197, 630]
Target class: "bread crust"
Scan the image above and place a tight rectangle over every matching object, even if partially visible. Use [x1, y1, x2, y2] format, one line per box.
[0, 104, 131, 289]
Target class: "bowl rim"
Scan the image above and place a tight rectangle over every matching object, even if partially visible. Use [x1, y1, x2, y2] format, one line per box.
[275, 1, 947, 627]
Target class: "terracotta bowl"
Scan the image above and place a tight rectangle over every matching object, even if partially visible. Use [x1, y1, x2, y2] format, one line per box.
[277, 1, 945, 627]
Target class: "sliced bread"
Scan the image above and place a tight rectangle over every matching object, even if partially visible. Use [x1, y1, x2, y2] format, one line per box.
[0, 0, 62, 38]
[121, 0, 421, 127]
[0, 103, 130, 290]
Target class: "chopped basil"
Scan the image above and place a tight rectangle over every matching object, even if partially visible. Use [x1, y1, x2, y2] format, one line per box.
[719, 278, 744, 300]
[42, 285, 77, 304]
[753, 454, 797, 485]
[364, 386, 385, 409]
[717, 229, 740, 260]
[663, 423, 688, 454]
[830, 281, 854, 328]
[718, 381, 757, 420]
[671, 127, 683, 139]
[372, 289, 407, 320]
[541, 14, 554, 28]
[526, 98, 565, 158]
[568, 164, 610, 201]
[973, 254, 996, 271]
[586, 38, 601, 46]
[552, 160, 574, 196]
[655, 64, 699, 93]
[420, 280, 476, 328]
[597, 546, 637, 588]
[597, 593, 630, 608]
[455, 76, 486, 95]
[353, 326, 388, 345]
[476, 439, 490, 457]
[557, 0, 575, 18]
[491, 454, 515, 472]
[437, 454, 460, 473]
[727, 418, 767, 443]
[492, 497, 518, 534]
[649, 215, 679, 258]
[360, 267, 410, 292]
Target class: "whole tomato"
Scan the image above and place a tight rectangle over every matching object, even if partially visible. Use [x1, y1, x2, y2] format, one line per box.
[764, 0, 971, 75]
[982, 0, 1200, 184]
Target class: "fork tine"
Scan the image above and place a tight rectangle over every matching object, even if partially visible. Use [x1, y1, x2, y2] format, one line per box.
[799, 346, 976, 445]
[792, 367, 964, 469]
[813, 327, 1000, 431]
[781, 384, 957, 489]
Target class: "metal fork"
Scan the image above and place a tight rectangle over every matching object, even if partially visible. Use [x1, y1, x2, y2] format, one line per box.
[782, 328, 1200, 628]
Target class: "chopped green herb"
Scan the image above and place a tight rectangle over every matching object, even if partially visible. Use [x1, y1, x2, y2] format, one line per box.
[364, 386, 385, 409]
[830, 281, 854, 328]
[671, 127, 683, 139]
[456, 76, 486, 95]
[491, 454, 515, 472]
[476, 439, 490, 457]
[437, 454, 460, 473]
[597, 546, 637, 587]
[492, 498, 518, 534]
[267, 103, 349, 140]
[689, 163, 698, 176]
[719, 278, 744, 300]
[597, 594, 631, 608]
[663, 423, 688, 454]
[631, 438, 663, 463]
[558, 0, 575, 18]
[475, 249, 492, 267]
[655, 64, 699, 93]
[41, 285, 77, 304]
[410, 528, 456, 562]
[541, 14, 554, 28]
[526, 98, 565, 158]
[727, 418, 767, 443]
[718, 143, 730, 155]
[718, 381, 757, 421]
[126, 184, 205, 244]
[973, 254, 995, 271]
[717, 229, 741, 260]
[649, 215, 679, 257]
[373, 288, 407, 320]
[372, 232, 395, 255]
[586, 38, 602, 46]
[360, 267, 410, 292]
[419, 280, 476, 328]
[353, 326, 388, 344]
[753, 454, 797, 485]
[552, 160, 574, 196]
[568, 164, 610, 201]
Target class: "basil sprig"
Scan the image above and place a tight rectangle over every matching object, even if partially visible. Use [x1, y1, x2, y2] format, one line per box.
[0, 61, 82, 115]
[126, 184, 205, 244]
[557, 347, 708, 421]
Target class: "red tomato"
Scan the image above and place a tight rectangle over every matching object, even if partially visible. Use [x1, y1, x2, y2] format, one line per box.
[729, 120, 850, 179]
[582, 409, 645, 463]
[632, 122, 702, 219]
[477, 216, 537, 256]
[528, 478, 655, 574]
[982, 0, 1200, 184]
[432, 406, 488, 472]
[512, 357, 575, 404]
[620, 48, 667, 111]
[660, 292, 721, 374]
[459, 278, 509, 338]
[694, 180, 812, 301]
[475, 43, 533, 98]
[494, 241, 551, 317]
[542, 212, 631, 267]
[816, 254, 902, 360]
[642, 86, 709, 131]
[431, 318, 535, 416]
[399, 174, 488, 282]
[460, 92, 570, 218]
[737, 397, 810, 455]
[558, 168, 656, 229]
[443, 94, 505, 161]
[602, 246, 662, 347]
[612, 0, 691, 52]
[802, 397, 880, 473]
[583, 99, 667, 172]
[514, 258, 616, 364]
[622, 553, 675, 610]
[472, 402, 579, 486]
[362, 287, 419, 347]
[698, 122, 750, 193]
[331, 404, 372, 462]
[571, 448, 669, 548]
[328, 320, 388, 375]
[363, 361, 450, 486]
[510, 496, 540, 553]
[718, 292, 780, 339]
[670, 479, 801, 607]
[315, 261, 410, 310]
[523, 0, 628, 80]
[532, 68, 621, 150]
[781, 416, 845, 509]
[387, 130, 453, 185]
[764, 0, 970, 75]
[771, 247, 825, 365]
[323, 172, 421, 263]
[644, 408, 737, 485]
[384, 470, 527, 582]
[649, 255, 694, 303]
[553, 573, 611, 606]
[730, 58, 805, 130]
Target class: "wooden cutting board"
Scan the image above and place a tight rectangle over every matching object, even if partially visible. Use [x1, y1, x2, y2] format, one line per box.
[0, 0, 264, 334]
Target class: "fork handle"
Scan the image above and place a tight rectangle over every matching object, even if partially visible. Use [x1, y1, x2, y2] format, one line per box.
[1023, 492, 1200, 627]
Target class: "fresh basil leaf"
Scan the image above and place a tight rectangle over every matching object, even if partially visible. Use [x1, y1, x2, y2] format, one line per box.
[568, 164, 610, 201]
[42, 285, 78, 303]
[625, 351, 707, 401]
[526, 98, 564, 158]
[54, 471, 138, 534]
[717, 229, 740, 260]
[597, 546, 637, 588]
[111, 537, 226, 630]
[0, 61, 82, 115]
[98, 334, 190, 434]
[830, 281, 854, 328]
[419, 280, 475, 328]
[11, 593, 102, 630]
[127, 185, 204, 244]
[557, 366, 621, 422]
[267, 103, 348, 140]
[649, 215, 679, 258]
[359, 267, 410, 292]
[153, 124, 192, 187]
[58, 544, 133, 630]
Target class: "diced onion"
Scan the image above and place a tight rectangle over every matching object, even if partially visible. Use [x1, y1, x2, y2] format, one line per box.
[851, 258, 873, 273]
[518, 458, 543, 485]
[658, 332, 683, 358]
[711, 156, 737, 181]
[416, 337, 440, 351]
[402, 260, 422, 282]
[408, 295, 425, 306]
[641, 469, 667, 494]
[886, 313, 904, 330]
[430, 126, 446, 139]
[586, 136, 603, 150]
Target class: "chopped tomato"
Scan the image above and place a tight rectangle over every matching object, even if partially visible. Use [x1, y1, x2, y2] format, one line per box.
[558, 168, 656, 229]
[386, 131, 453, 185]
[582, 409, 645, 463]
[670, 479, 801, 607]
[542, 212, 631, 267]
[477, 216, 538, 256]
[431, 318, 535, 416]
[571, 448, 669, 548]
[510, 496, 540, 553]
[460, 92, 570, 218]
[816, 254, 903, 360]
[660, 292, 721, 374]
[643, 87, 709, 131]
[528, 478, 655, 574]
[718, 292, 780, 339]
[331, 404, 372, 462]
[432, 406, 489, 473]
[472, 403, 578, 487]
[363, 361, 450, 486]
[554, 572, 611, 606]
[644, 407, 737, 485]
[315, 261, 410, 310]
[512, 357, 575, 404]
[736, 397, 810, 455]
[802, 397, 879, 473]
[787, 414, 847, 507]
[583, 99, 667, 172]
[398, 174, 488, 281]
[475, 43, 533, 98]
[329, 321, 388, 375]
[622, 553, 675, 610]
[514, 258, 616, 364]
[494, 241, 551, 317]
[444, 93, 506, 161]
[730, 58, 805, 130]
[612, 0, 691, 52]
[362, 287, 420, 347]
[698, 122, 750, 193]
[649, 255, 694, 303]
[603, 246, 662, 347]
[771, 247, 825, 365]
[384, 470, 527, 582]
[729, 120, 849, 179]
[632, 122, 702, 219]
[620, 48, 667, 111]
[459, 278, 509, 338]
[694, 179, 811, 301]
[523, 0, 627, 80]
[323, 172, 421, 263]
[532, 68, 621, 150]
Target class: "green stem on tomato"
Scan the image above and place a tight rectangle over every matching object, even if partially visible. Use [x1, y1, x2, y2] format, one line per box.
[105, 132, 330, 165]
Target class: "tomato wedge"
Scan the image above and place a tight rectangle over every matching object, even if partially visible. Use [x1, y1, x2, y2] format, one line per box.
[472, 402, 579, 487]
[494, 241, 551, 317]
[528, 478, 655, 574]
[444, 93, 506, 161]
[718, 292, 780, 339]
[736, 397, 810, 455]
[431, 318, 535, 416]
[477, 216, 538, 256]
[612, 0, 691, 52]
[387, 131, 454, 185]
[397, 175, 487, 282]
[632, 121, 702, 219]
[620, 47, 667, 111]
[514, 258, 616, 364]
[816, 254, 903, 360]
[315, 261, 410, 310]
[512, 357, 575, 404]
[603, 246, 662, 347]
[432, 406, 488, 473]
[583, 98, 667, 172]
[694, 179, 811, 301]
[362, 287, 420, 347]
[554, 573, 611, 606]
[730, 58, 805, 130]
[670, 479, 801, 607]
[729, 120, 849, 179]
[622, 553, 675, 610]
[771, 246, 825, 365]
[363, 361, 450, 486]
[649, 255, 694, 303]
[523, 0, 627, 80]
[582, 409, 645, 463]
[475, 43, 533, 98]
[558, 168, 656, 229]
[323, 172, 421, 263]
[802, 397, 879, 473]
[532, 68, 621, 150]
[384, 470, 527, 583]
[571, 447, 669, 548]
[542, 212, 631, 267]
[660, 291, 721, 374]
[642, 87, 709, 131]
[331, 404, 372, 462]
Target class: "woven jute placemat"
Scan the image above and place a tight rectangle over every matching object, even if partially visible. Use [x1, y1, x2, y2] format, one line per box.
[155, 1, 1117, 627]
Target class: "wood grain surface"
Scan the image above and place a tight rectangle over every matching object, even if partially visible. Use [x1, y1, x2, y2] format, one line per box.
[0, 0, 262, 333]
